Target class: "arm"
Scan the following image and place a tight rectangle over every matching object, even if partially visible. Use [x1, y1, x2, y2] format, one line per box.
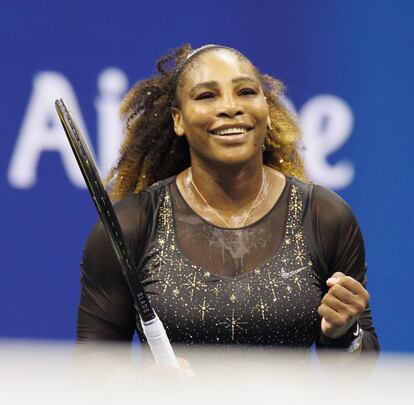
[310, 185, 380, 353]
[76, 192, 153, 343]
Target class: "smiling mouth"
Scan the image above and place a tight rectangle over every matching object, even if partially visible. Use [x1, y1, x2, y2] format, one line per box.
[209, 127, 252, 136]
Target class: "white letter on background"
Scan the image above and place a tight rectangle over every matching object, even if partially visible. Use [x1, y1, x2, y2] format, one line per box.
[300, 95, 354, 189]
[8, 72, 94, 188]
[95, 68, 128, 177]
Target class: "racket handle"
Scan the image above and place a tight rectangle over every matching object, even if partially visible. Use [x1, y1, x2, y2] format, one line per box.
[141, 315, 179, 368]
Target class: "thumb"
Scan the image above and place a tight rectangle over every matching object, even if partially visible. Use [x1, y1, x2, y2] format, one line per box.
[326, 272, 345, 287]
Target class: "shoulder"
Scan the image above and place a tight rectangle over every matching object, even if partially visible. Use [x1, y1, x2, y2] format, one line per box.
[289, 177, 351, 214]
[85, 176, 175, 257]
[283, 177, 358, 227]
[81, 178, 175, 285]
[113, 176, 174, 211]
[144, 175, 176, 193]
[286, 177, 355, 225]
[310, 183, 359, 231]
[112, 176, 175, 228]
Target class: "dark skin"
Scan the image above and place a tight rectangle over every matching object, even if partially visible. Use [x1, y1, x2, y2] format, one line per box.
[173, 50, 285, 226]
[171, 49, 369, 343]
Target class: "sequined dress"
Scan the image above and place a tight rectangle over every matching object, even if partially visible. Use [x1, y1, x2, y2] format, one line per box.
[77, 176, 379, 351]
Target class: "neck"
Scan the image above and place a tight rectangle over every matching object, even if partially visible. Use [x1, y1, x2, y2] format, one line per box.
[188, 158, 265, 212]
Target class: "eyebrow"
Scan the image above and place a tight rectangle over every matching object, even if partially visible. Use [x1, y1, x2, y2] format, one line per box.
[188, 76, 260, 97]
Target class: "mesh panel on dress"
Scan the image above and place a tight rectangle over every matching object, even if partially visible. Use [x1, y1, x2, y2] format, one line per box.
[169, 179, 290, 278]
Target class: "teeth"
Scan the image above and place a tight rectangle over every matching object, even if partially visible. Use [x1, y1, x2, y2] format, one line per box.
[213, 127, 248, 136]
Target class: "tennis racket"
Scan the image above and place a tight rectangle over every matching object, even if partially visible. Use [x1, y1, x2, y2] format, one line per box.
[55, 98, 178, 368]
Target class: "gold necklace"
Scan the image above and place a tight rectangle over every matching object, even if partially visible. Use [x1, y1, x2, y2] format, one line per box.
[188, 167, 266, 228]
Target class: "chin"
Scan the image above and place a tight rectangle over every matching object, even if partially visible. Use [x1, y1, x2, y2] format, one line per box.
[210, 150, 261, 168]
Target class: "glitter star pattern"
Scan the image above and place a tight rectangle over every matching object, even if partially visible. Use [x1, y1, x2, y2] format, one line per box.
[218, 309, 248, 341]
[140, 180, 321, 346]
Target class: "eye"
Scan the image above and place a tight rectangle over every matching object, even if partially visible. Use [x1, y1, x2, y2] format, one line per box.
[195, 92, 215, 100]
[239, 88, 257, 96]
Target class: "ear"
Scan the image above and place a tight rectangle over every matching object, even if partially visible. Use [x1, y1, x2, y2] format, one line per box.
[171, 107, 185, 136]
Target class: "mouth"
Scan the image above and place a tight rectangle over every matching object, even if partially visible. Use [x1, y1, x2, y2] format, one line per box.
[208, 126, 253, 146]
[209, 126, 253, 136]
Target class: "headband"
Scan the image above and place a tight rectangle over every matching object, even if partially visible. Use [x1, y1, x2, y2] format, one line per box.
[173, 44, 241, 84]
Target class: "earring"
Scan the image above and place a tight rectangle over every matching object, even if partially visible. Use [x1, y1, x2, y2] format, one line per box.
[267, 116, 273, 130]
[174, 127, 184, 136]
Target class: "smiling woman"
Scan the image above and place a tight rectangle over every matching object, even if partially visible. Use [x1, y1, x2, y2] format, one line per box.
[77, 44, 379, 358]
[106, 44, 304, 199]
[172, 50, 269, 176]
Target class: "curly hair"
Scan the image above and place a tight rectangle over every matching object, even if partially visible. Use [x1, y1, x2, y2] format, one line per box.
[106, 44, 306, 200]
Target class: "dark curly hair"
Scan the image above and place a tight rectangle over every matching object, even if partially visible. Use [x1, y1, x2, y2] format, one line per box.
[106, 44, 306, 200]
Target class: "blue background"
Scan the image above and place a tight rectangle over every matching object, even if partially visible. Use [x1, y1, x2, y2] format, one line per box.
[1, 1, 413, 352]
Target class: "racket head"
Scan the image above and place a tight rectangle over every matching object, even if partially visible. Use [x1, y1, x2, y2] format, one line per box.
[55, 98, 155, 322]
[55, 99, 103, 202]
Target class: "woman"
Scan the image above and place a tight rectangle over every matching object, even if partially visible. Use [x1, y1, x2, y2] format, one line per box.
[77, 44, 379, 354]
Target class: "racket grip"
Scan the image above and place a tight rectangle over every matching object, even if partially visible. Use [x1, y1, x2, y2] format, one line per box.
[141, 315, 179, 368]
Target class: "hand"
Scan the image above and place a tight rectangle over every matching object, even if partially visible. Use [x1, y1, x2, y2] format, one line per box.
[318, 272, 370, 339]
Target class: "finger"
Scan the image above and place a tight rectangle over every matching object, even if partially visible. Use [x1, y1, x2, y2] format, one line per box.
[327, 274, 369, 298]
[327, 283, 369, 314]
[336, 276, 370, 299]
[326, 272, 346, 287]
[318, 304, 344, 327]
[330, 272, 346, 279]
[322, 294, 362, 323]
[327, 283, 361, 306]
[321, 293, 350, 313]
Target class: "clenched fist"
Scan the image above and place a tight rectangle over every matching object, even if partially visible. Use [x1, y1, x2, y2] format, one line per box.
[318, 272, 370, 339]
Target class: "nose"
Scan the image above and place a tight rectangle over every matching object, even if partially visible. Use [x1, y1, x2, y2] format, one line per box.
[216, 94, 243, 118]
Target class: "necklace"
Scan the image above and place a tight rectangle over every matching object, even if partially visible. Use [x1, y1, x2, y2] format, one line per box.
[188, 167, 266, 228]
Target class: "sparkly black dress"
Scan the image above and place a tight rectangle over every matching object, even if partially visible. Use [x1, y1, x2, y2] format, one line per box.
[77, 176, 379, 351]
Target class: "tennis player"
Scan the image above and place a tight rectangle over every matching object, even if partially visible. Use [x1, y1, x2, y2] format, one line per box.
[76, 44, 379, 358]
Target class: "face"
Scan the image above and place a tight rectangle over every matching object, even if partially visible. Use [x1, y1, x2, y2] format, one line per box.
[172, 49, 269, 168]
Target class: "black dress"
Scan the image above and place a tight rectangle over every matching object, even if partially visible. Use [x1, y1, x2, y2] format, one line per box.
[77, 176, 379, 351]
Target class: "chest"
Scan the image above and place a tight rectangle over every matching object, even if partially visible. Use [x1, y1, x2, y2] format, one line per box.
[141, 186, 323, 346]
